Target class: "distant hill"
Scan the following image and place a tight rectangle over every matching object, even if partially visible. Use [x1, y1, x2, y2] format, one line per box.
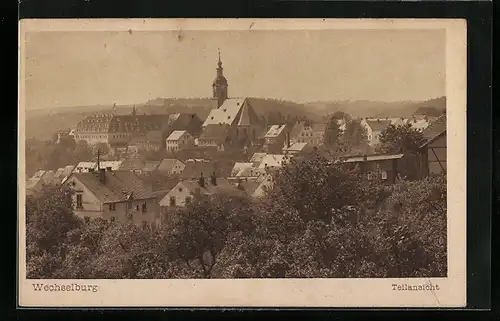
[306, 96, 446, 119]
[24, 97, 323, 141]
[24, 96, 445, 141]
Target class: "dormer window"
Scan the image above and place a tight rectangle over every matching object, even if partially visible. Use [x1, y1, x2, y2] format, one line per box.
[211, 117, 214, 120]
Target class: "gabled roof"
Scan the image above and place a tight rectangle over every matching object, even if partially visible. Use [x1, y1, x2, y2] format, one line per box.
[236, 166, 266, 178]
[203, 98, 246, 126]
[264, 124, 287, 138]
[237, 99, 261, 126]
[26, 178, 43, 190]
[99, 161, 123, 171]
[157, 158, 182, 173]
[62, 165, 75, 177]
[180, 159, 234, 180]
[289, 121, 306, 139]
[166, 130, 189, 141]
[146, 130, 163, 143]
[67, 170, 155, 203]
[161, 178, 245, 204]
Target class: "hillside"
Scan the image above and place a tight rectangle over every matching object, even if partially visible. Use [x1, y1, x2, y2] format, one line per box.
[25, 96, 445, 141]
[306, 97, 446, 119]
[25, 97, 322, 141]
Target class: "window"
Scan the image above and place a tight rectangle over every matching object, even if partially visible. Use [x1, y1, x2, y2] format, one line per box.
[141, 221, 148, 231]
[179, 187, 183, 192]
[136, 205, 140, 211]
[127, 202, 132, 209]
[185, 196, 191, 205]
[76, 194, 83, 208]
[142, 202, 147, 213]
[170, 196, 176, 206]
[84, 216, 90, 223]
[127, 213, 133, 221]
[110, 216, 116, 223]
[109, 203, 116, 211]
[381, 171, 388, 180]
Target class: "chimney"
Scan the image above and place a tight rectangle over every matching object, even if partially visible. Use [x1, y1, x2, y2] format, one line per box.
[98, 168, 106, 184]
[106, 166, 112, 172]
[286, 132, 291, 148]
[199, 172, 205, 188]
[211, 171, 217, 186]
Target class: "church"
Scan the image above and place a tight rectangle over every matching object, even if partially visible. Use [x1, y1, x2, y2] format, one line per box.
[198, 52, 263, 150]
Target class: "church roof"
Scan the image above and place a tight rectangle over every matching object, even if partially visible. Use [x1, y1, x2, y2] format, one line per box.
[237, 99, 261, 126]
[203, 98, 246, 126]
[198, 124, 231, 142]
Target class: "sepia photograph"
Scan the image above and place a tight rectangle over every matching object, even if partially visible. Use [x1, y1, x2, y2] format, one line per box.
[18, 19, 466, 307]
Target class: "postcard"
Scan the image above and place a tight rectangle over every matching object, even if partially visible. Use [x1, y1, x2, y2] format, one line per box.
[18, 18, 466, 308]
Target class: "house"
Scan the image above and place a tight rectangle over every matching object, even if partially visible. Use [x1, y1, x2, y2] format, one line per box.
[263, 124, 288, 154]
[361, 118, 392, 146]
[157, 158, 185, 176]
[159, 175, 245, 209]
[417, 113, 446, 178]
[293, 122, 327, 146]
[336, 153, 406, 184]
[164, 113, 203, 139]
[63, 169, 160, 229]
[165, 130, 195, 152]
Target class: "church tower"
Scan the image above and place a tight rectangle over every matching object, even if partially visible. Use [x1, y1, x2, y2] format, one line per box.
[212, 50, 228, 108]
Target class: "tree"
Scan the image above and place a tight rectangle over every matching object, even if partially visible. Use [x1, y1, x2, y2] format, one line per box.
[323, 117, 341, 150]
[26, 185, 81, 278]
[342, 119, 368, 147]
[377, 123, 426, 154]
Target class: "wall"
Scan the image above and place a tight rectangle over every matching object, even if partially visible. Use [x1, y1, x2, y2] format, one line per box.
[427, 134, 447, 175]
[161, 182, 193, 208]
[101, 198, 160, 228]
[66, 176, 104, 218]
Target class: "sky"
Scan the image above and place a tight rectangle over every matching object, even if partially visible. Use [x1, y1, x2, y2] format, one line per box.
[24, 29, 445, 110]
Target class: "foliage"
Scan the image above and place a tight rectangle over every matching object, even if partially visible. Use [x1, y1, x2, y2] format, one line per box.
[323, 117, 342, 150]
[341, 119, 368, 148]
[25, 137, 94, 178]
[26, 156, 447, 279]
[377, 123, 426, 154]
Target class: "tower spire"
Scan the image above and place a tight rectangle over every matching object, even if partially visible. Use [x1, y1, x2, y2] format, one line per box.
[212, 48, 228, 108]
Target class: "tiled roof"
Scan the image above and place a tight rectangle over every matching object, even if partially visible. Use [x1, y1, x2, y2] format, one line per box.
[69, 170, 155, 203]
[166, 130, 188, 141]
[203, 98, 246, 126]
[157, 158, 181, 173]
[264, 124, 287, 138]
[26, 178, 43, 190]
